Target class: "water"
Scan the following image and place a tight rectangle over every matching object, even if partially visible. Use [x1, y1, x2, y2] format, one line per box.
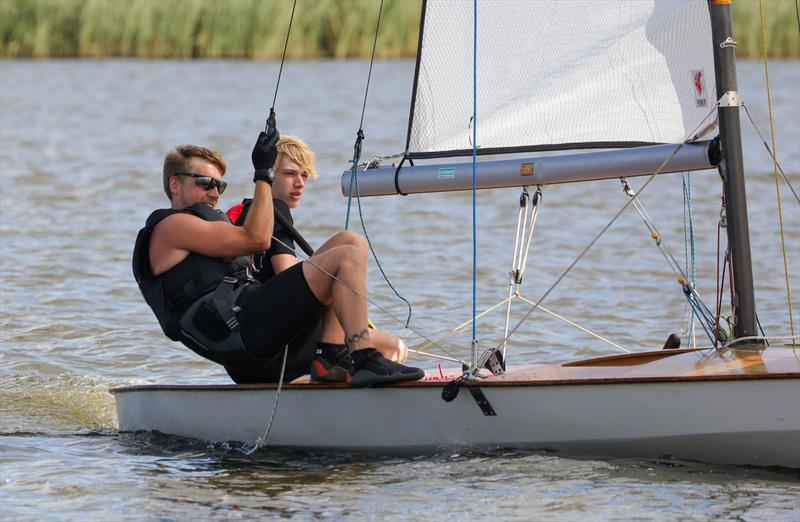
[1, 59, 798, 520]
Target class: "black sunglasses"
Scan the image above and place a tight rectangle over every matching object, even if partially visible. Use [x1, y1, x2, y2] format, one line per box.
[175, 172, 228, 194]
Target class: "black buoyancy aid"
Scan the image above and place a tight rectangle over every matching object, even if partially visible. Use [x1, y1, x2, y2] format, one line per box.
[132, 203, 244, 341]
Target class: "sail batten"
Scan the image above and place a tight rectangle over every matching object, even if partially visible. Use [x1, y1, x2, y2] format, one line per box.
[405, 0, 716, 158]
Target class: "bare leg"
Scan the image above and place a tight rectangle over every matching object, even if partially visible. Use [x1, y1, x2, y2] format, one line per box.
[302, 231, 372, 351]
[319, 304, 407, 362]
[319, 305, 345, 344]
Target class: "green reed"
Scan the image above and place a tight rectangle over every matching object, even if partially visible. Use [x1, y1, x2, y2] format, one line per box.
[0, 0, 422, 59]
[733, 0, 800, 58]
[1, 0, 798, 59]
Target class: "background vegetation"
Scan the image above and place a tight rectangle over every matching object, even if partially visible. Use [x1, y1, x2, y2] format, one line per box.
[0, 0, 797, 59]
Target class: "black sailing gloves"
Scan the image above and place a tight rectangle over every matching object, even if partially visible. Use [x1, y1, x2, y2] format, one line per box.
[252, 128, 280, 184]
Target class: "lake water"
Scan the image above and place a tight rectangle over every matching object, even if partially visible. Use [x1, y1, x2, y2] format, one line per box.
[1, 58, 798, 520]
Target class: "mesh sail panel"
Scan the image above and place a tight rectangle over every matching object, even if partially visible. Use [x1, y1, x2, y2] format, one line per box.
[406, 0, 716, 158]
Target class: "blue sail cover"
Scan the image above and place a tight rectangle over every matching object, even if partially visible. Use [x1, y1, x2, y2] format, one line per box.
[405, 0, 717, 158]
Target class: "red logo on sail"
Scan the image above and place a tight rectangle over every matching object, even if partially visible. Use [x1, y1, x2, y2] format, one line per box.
[692, 69, 708, 107]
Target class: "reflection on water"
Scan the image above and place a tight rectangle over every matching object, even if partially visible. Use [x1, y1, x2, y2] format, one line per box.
[1, 59, 799, 519]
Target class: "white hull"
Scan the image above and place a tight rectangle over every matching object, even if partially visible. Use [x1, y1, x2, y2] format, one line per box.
[113, 349, 800, 468]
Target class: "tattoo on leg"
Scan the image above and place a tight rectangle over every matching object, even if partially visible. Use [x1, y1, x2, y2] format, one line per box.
[345, 328, 369, 348]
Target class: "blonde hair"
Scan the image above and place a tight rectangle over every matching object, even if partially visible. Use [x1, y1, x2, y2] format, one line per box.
[163, 145, 227, 200]
[276, 135, 317, 180]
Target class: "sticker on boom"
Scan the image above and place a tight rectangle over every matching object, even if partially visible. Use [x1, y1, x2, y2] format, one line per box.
[520, 163, 534, 177]
[438, 167, 456, 180]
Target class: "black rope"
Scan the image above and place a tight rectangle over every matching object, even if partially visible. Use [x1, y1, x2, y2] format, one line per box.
[265, 0, 298, 131]
[343, 0, 411, 326]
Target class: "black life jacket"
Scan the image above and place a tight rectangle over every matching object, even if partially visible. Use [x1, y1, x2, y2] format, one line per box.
[132, 203, 243, 341]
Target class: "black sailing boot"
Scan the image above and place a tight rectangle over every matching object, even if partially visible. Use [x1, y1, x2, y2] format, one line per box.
[309, 343, 354, 383]
[349, 348, 425, 388]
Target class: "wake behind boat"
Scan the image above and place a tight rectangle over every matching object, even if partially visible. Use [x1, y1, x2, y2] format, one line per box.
[114, 0, 800, 468]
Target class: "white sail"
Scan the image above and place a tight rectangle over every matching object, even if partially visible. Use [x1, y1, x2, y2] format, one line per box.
[407, 0, 716, 158]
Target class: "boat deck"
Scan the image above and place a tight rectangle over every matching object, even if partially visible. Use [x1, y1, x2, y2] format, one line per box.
[111, 347, 800, 393]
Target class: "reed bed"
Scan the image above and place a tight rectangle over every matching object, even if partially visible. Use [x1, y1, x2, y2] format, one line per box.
[1, 0, 798, 59]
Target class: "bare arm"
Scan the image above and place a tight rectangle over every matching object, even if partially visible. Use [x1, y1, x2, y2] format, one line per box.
[150, 181, 274, 275]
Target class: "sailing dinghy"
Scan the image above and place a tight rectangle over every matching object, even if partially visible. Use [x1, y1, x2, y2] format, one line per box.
[113, 0, 800, 468]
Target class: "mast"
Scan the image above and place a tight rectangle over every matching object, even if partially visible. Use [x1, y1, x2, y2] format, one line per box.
[708, 0, 759, 341]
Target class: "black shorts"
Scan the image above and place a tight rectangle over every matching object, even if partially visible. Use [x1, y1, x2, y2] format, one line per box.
[226, 262, 324, 382]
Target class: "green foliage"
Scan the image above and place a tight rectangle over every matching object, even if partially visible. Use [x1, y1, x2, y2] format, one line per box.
[1, 0, 797, 59]
[733, 0, 800, 59]
[0, 0, 423, 58]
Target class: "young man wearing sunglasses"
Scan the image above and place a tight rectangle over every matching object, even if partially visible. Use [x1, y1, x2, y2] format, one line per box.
[226, 135, 409, 384]
[132, 130, 424, 388]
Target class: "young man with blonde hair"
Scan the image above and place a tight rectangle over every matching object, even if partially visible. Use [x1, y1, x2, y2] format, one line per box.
[226, 135, 409, 384]
[133, 130, 423, 387]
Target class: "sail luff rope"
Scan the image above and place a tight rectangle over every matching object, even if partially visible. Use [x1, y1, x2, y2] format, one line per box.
[759, 0, 795, 338]
[490, 105, 719, 353]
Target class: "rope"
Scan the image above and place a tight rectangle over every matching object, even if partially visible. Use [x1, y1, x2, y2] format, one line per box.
[796, 0, 800, 36]
[340, 0, 412, 326]
[724, 334, 799, 347]
[351, 163, 413, 327]
[682, 172, 697, 345]
[741, 104, 800, 204]
[265, 0, 298, 131]
[759, 0, 795, 338]
[470, 0, 479, 367]
[621, 177, 722, 346]
[269, 235, 466, 366]
[241, 344, 289, 455]
[489, 105, 719, 354]
[346, 0, 384, 229]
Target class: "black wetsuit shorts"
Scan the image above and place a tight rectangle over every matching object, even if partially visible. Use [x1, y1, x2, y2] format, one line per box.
[226, 262, 324, 383]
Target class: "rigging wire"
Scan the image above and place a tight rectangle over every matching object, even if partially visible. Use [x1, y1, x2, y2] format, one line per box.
[759, 0, 795, 338]
[487, 105, 720, 355]
[741, 104, 800, 204]
[620, 177, 723, 346]
[265, 0, 298, 131]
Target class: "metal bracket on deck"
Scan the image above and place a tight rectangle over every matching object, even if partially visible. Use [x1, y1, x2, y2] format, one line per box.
[466, 385, 497, 416]
[442, 377, 498, 416]
[718, 91, 741, 107]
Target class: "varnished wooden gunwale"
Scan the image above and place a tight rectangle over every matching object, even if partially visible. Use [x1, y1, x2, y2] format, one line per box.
[110, 347, 800, 394]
